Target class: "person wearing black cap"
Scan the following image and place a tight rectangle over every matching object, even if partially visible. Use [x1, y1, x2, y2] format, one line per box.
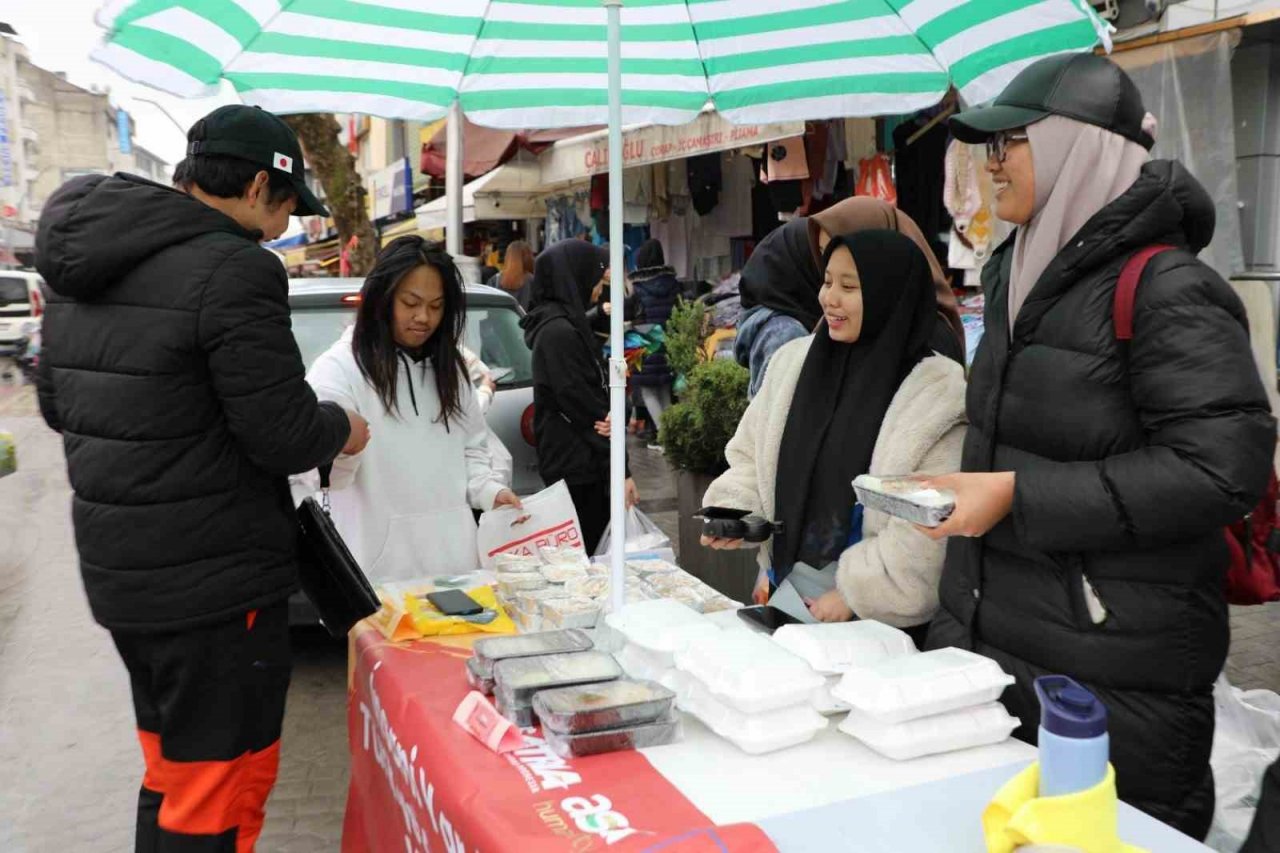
[918, 53, 1276, 839]
[33, 104, 369, 851]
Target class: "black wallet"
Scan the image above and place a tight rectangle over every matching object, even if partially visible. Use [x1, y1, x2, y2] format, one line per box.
[296, 464, 380, 638]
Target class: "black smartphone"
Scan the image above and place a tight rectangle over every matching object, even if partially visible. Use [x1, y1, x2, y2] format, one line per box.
[426, 589, 484, 616]
[737, 605, 800, 635]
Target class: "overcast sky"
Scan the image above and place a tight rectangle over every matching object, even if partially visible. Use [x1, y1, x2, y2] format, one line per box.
[5, 1, 240, 168]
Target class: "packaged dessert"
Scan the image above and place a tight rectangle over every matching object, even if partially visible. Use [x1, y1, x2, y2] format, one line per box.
[699, 594, 739, 614]
[492, 650, 623, 705]
[465, 656, 495, 694]
[625, 559, 679, 576]
[852, 474, 955, 528]
[472, 629, 593, 677]
[675, 631, 824, 715]
[543, 713, 682, 758]
[832, 647, 1015, 724]
[540, 596, 601, 629]
[494, 553, 543, 573]
[533, 679, 676, 734]
[540, 562, 588, 584]
[497, 571, 549, 596]
[566, 575, 610, 599]
[539, 545, 589, 567]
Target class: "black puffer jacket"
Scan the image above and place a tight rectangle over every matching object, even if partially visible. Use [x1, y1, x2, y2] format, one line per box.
[35, 174, 350, 633]
[928, 162, 1276, 838]
[630, 265, 680, 388]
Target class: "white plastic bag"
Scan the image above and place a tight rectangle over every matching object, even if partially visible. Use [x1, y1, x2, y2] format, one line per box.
[594, 506, 675, 563]
[1207, 674, 1280, 853]
[476, 480, 585, 571]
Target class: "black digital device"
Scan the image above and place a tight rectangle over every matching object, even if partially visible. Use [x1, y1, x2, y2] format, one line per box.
[696, 507, 778, 543]
[426, 589, 484, 616]
[737, 605, 801, 635]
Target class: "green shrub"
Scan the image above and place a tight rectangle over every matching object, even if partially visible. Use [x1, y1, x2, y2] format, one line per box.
[659, 358, 750, 475]
[664, 298, 706, 382]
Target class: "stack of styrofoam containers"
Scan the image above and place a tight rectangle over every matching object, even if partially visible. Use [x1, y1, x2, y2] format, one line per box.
[603, 600, 723, 684]
[669, 631, 829, 755]
[832, 647, 1020, 760]
[771, 620, 921, 716]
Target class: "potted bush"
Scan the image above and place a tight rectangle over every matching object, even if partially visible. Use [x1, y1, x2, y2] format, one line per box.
[659, 300, 757, 603]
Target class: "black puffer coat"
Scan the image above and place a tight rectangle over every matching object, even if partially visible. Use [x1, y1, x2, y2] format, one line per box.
[630, 265, 680, 388]
[35, 174, 350, 633]
[928, 161, 1276, 838]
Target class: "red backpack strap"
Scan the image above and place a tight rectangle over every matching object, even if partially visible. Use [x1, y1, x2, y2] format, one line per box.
[1114, 245, 1177, 341]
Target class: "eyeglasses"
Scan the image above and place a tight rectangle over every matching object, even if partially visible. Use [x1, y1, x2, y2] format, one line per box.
[986, 131, 1030, 164]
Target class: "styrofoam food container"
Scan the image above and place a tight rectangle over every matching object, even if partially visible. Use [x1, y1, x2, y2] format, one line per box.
[604, 599, 722, 666]
[615, 642, 674, 683]
[674, 630, 825, 715]
[838, 702, 1020, 761]
[832, 647, 1015, 724]
[669, 669, 828, 755]
[811, 675, 851, 716]
[772, 621, 918, 675]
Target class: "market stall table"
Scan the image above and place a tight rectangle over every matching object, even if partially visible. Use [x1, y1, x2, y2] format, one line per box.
[342, 620, 1211, 853]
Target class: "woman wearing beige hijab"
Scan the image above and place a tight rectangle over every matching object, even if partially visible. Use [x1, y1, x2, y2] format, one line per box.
[922, 53, 1275, 839]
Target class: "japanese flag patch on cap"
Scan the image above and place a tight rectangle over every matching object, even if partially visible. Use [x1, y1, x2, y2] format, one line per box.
[274, 152, 294, 173]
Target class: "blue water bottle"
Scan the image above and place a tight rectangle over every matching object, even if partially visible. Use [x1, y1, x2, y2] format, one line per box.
[1035, 675, 1109, 797]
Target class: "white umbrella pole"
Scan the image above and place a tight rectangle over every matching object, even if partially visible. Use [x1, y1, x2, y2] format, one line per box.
[605, 0, 626, 614]
[445, 99, 463, 257]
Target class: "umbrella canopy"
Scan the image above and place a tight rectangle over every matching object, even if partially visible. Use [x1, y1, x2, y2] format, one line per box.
[92, 1, 1109, 126]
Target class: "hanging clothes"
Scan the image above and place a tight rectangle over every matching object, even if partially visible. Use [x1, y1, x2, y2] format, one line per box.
[892, 115, 952, 244]
[706, 151, 754, 239]
[844, 118, 878, 163]
[687, 153, 723, 216]
[652, 163, 670, 220]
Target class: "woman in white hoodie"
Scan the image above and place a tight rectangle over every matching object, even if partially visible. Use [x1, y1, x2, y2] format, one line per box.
[305, 236, 521, 584]
[702, 230, 966, 645]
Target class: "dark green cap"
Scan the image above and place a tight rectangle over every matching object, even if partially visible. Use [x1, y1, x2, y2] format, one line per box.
[950, 53, 1153, 150]
[186, 105, 329, 217]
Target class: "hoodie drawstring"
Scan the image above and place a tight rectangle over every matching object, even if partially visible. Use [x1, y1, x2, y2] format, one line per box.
[397, 351, 420, 417]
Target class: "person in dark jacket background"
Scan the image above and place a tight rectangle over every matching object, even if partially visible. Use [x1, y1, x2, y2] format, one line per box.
[922, 54, 1276, 839]
[521, 239, 638, 553]
[34, 105, 369, 852]
[628, 239, 680, 432]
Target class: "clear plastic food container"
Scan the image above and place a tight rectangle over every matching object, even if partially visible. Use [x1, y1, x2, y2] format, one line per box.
[492, 650, 623, 706]
[674, 631, 824, 715]
[604, 600, 722, 667]
[772, 620, 918, 675]
[852, 475, 955, 528]
[472, 629, 593, 677]
[497, 571, 549, 596]
[495, 553, 544, 573]
[495, 692, 535, 728]
[465, 656, 495, 694]
[838, 702, 1019, 761]
[543, 712, 683, 758]
[832, 647, 1015, 724]
[668, 670, 827, 755]
[540, 597, 601, 629]
[533, 679, 676, 734]
[540, 562, 588, 584]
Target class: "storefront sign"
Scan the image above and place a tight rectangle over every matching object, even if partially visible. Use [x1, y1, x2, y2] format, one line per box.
[539, 113, 804, 186]
[365, 157, 413, 221]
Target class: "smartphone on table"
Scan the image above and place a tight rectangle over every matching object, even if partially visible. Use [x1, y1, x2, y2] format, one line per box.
[737, 605, 801, 635]
[426, 589, 484, 616]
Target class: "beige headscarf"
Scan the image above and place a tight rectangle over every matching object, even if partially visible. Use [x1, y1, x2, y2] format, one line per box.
[1008, 114, 1153, 327]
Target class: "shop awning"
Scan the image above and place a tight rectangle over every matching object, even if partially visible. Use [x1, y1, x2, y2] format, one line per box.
[379, 217, 439, 248]
[538, 111, 805, 187]
[415, 159, 545, 232]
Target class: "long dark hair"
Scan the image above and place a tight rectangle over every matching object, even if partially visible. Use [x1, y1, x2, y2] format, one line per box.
[351, 236, 467, 428]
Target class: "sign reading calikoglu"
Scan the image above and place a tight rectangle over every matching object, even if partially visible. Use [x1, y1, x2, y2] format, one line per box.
[538, 112, 804, 186]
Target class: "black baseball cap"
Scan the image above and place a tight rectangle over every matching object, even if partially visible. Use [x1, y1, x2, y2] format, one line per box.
[950, 53, 1153, 151]
[186, 105, 329, 217]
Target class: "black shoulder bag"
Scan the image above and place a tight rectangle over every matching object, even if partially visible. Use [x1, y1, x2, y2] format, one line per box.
[296, 464, 381, 637]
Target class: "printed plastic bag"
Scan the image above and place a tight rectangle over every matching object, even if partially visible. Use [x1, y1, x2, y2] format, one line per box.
[856, 153, 897, 205]
[1207, 673, 1280, 852]
[0, 428, 15, 479]
[476, 480, 585, 570]
[594, 506, 675, 564]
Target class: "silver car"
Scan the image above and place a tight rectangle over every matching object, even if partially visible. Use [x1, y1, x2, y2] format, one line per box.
[287, 278, 543, 496]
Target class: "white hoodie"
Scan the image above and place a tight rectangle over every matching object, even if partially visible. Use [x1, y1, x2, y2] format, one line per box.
[300, 330, 505, 584]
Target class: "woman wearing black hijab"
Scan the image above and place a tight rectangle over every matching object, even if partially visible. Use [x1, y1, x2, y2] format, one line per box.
[703, 231, 967, 640]
[521, 239, 637, 553]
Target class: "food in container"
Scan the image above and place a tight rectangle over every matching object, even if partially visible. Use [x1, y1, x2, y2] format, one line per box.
[675, 631, 824, 715]
[605, 600, 721, 668]
[539, 545, 590, 567]
[533, 679, 676, 734]
[662, 585, 709, 612]
[626, 559, 679, 576]
[669, 670, 828, 755]
[540, 596, 601, 629]
[495, 692, 535, 728]
[540, 562, 588, 584]
[465, 656, 495, 694]
[832, 647, 1015, 724]
[495, 553, 543, 573]
[772, 620, 918, 675]
[543, 712, 682, 758]
[838, 702, 1020, 760]
[699, 594, 739, 614]
[492, 650, 623, 706]
[852, 474, 955, 528]
[497, 571, 549, 596]
[472, 629, 593, 677]
[566, 576, 610, 599]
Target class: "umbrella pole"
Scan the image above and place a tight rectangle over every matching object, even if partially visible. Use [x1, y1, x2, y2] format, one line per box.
[446, 99, 463, 257]
[605, 0, 626, 614]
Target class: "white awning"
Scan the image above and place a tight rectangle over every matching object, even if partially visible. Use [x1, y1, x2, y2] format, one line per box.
[415, 159, 545, 231]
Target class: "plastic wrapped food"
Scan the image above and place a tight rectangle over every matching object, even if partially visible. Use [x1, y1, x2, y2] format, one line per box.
[539, 545, 589, 567]
[675, 631, 824, 715]
[566, 576, 611, 599]
[699, 594, 739, 614]
[626, 559, 679, 576]
[493, 651, 623, 705]
[497, 572, 549, 596]
[645, 572, 703, 598]
[605, 600, 721, 668]
[669, 670, 828, 755]
[852, 475, 955, 528]
[495, 693, 535, 728]
[772, 621, 918, 675]
[662, 585, 709, 612]
[465, 656, 496, 694]
[832, 647, 1015, 724]
[543, 712, 682, 758]
[472, 629, 593, 677]
[540, 596, 601, 629]
[839, 702, 1019, 760]
[540, 562, 588, 583]
[495, 553, 543, 573]
[533, 679, 676, 734]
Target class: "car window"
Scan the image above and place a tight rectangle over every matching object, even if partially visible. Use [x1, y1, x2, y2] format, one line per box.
[463, 303, 532, 386]
[0, 277, 30, 307]
[291, 306, 356, 370]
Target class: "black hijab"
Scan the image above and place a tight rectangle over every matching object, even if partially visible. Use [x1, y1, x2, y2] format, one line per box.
[772, 230, 938, 583]
[522, 239, 608, 351]
[738, 219, 823, 332]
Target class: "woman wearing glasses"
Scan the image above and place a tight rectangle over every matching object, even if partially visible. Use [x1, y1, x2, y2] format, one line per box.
[923, 54, 1274, 839]
[521, 239, 638, 553]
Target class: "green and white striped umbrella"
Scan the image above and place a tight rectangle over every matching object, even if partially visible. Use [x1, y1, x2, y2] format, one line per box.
[93, 0, 1110, 129]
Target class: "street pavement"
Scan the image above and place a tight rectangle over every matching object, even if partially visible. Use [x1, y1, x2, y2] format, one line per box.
[1, 380, 1277, 851]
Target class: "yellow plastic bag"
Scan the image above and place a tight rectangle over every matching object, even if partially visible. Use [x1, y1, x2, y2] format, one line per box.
[983, 762, 1147, 853]
[370, 584, 516, 642]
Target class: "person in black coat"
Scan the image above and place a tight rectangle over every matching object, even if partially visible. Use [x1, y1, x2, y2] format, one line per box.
[921, 54, 1276, 839]
[628, 239, 680, 433]
[34, 105, 369, 850]
[1242, 755, 1280, 852]
[521, 239, 637, 553]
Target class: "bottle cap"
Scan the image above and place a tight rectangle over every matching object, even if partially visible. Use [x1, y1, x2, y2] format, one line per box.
[1035, 675, 1107, 739]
